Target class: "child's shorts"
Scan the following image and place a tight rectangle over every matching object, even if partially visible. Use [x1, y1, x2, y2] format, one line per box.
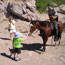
[14, 48, 21, 54]
[10, 29, 16, 33]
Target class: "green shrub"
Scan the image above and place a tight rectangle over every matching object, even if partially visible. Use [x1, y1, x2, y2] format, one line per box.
[36, 0, 65, 13]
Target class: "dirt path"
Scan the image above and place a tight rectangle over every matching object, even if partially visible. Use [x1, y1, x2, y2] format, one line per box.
[0, 18, 65, 65]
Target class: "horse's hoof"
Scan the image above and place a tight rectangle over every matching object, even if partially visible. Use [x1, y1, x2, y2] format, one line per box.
[39, 51, 45, 54]
[57, 43, 60, 46]
[42, 49, 45, 52]
[39, 52, 42, 54]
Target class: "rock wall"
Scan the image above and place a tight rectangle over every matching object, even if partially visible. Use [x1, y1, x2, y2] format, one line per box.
[7, 0, 38, 21]
[0, 0, 65, 21]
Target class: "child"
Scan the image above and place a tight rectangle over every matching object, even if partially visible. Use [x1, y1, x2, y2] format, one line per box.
[12, 32, 27, 61]
[8, 16, 16, 40]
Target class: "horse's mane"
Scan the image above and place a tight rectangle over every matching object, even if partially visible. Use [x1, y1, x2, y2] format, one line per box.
[39, 20, 48, 27]
[31, 20, 48, 27]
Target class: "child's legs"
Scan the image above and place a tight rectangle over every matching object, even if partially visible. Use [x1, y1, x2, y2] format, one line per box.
[10, 33, 13, 40]
[10, 29, 16, 39]
[10, 29, 13, 39]
[13, 29, 16, 37]
[14, 48, 21, 58]
[14, 53, 18, 58]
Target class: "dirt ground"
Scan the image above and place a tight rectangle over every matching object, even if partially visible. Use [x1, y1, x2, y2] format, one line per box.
[0, 13, 65, 65]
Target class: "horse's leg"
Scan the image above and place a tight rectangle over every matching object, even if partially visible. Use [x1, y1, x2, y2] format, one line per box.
[57, 32, 61, 46]
[54, 33, 61, 46]
[58, 39, 60, 46]
[54, 38, 61, 46]
[58, 35, 61, 46]
[51, 36, 54, 46]
[42, 37, 48, 52]
[55, 41, 56, 46]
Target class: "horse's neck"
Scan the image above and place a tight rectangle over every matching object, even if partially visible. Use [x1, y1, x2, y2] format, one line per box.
[39, 24, 48, 31]
[37, 21, 47, 30]
[39, 21, 48, 27]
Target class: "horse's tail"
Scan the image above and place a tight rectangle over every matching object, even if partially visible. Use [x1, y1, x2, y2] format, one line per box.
[58, 21, 63, 39]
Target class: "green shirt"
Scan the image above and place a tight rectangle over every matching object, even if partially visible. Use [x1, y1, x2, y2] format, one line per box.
[13, 38, 24, 48]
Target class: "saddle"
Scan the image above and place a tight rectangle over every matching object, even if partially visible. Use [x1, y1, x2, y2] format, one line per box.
[50, 22, 54, 30]
[47, 19, 54, 30]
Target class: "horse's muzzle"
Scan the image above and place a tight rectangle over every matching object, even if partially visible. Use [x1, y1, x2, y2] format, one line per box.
[28, 33, 32, 36]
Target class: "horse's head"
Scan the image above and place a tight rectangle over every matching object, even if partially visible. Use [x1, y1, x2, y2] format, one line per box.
[28, 20, 49, 36]
[28, 20, 39, 36]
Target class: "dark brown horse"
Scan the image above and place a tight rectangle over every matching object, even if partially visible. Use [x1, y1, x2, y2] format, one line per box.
[28, 20, 63, 52]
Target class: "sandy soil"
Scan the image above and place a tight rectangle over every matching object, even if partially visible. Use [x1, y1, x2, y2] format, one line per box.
[0, 13, 65, 65]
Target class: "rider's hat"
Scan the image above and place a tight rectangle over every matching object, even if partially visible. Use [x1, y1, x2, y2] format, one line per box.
[47, 4, 51, 7]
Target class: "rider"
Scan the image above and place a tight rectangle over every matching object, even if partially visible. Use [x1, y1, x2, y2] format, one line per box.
[47, 4, 58, 38]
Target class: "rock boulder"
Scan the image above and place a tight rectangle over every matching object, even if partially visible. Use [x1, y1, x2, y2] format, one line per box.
[7, 0, 39, 21]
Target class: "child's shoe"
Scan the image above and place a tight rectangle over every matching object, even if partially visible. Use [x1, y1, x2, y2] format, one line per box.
[15, 58, 21, 61]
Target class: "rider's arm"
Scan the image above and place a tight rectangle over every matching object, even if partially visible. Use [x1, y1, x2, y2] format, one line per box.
[51, 9, 58, 20]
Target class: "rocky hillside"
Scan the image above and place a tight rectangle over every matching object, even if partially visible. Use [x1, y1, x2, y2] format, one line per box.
[0, 0, 65, 22]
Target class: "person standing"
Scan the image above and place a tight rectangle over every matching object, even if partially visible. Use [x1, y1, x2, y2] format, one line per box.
[12, 32, 27, 61]
[8, 16, 16, 40]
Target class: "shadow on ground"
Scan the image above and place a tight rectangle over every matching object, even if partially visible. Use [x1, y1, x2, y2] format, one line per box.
[21, 43, 55, 53]
[0, 53, 14, 60]
[9, 43, 55, 54]
[0, 37, 10, 40]
[0, 42, 63, 60]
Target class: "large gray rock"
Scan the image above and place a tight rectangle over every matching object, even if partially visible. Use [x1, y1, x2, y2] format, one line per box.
[57, 4, 65, 14]
[0, 1, 5, 12]
[7, 0, 39, 21]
